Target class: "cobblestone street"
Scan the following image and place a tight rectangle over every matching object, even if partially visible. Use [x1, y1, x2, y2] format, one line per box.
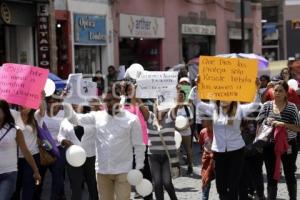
[42, 142, 300, 200]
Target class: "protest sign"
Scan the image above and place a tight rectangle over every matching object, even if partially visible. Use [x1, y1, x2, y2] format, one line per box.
[117, 65, 126, 80]
[136, 71, 178, 110]
[64, 73, 98, 104]
[136, 71, 178, 98]
[198, 56, 258, 102]
[0, 63, 49, 109]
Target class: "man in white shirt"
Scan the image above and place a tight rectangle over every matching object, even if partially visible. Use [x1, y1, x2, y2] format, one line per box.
[65, 89, 145, 200]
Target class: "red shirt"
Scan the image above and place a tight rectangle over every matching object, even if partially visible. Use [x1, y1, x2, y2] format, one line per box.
[264, 87, 300, 106]
[199, 128, 213, 152]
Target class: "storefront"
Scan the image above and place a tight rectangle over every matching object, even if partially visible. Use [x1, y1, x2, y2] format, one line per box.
[0, 1, 49, 66]
[119, 14, 165, 71]
[181, 23, 216, 62]
[73, 13, 107, 74]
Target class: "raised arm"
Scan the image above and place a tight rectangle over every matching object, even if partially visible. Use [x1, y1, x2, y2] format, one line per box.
[63, 103, 95, 125]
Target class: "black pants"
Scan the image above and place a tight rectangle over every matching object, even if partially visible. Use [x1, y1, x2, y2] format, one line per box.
[263, 140, 298, 199]
[214, 147, 244, 200]
[239, 153, 264, 199]
[148, 154, 178, 200]
[66, 156, 98, 200]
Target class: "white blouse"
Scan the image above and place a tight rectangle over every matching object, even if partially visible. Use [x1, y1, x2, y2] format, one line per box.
[10, 110, 39, 158]
[0, 124, 18, 174]
[197, 100, 261, 152]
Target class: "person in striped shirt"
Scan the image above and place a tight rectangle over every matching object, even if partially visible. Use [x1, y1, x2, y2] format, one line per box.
[257, 80, 300, 200]
[145, 103, 179, 200]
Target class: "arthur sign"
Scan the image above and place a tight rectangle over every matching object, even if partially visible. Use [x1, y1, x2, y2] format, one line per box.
[120, 14, 165, 38]
[37, 4, 50, 68]
[198, 56, 258, 102]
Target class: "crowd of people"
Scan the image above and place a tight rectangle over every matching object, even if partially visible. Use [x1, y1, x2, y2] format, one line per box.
[0, 59, 300, 200]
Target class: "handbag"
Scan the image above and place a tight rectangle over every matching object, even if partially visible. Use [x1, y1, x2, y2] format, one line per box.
[37, 138, 56, 166]
[36, 122, 60, 157]
[245, 103, 274, 156]
[36, 121, 60, 166]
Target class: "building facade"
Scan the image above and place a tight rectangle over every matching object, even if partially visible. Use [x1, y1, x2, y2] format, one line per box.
[54, 0, 114, 78]
[283, 0, 300, 59]
[0, 0, 55, 70]
[112, 0, 262, 70]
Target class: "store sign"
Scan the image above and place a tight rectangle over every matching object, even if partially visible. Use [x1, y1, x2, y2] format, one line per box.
[181, 24, 216, 35]
[37, 4, 50, 68]
[120, 14, 165, 38]
[74, 14, 106, 45]
[229, 28, 249, 40]
[0, 2, 11, 24]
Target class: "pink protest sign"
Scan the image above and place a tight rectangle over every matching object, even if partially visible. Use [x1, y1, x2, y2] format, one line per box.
[0, 63, 49, 109]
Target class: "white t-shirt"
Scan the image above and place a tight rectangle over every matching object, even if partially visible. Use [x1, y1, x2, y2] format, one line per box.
[176, 106, 193, 136]
[10, 110, 39, 157]
[43, 110, 64, 147]
[0, 124, 18, 174]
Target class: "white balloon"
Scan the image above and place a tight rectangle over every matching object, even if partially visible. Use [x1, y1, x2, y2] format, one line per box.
[125, 63, 144, 80]
[174, 131, 182, 149]
[66, 145, 86, 167]
[44, 78, 56, 97]
[288, 79, 298, 91]
[135, 179, 153, 197]
[175, 116, 188, 129]
[127, 169, 143, 186]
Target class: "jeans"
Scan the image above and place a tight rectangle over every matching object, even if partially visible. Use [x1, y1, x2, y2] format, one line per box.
[66, 156, 98, 200]
[0, 171, 17, 200]
[36, 146, 66, 200]
[263, 139, 298, 200]
[202, 182, 211, 200]
[149, 154, 178, 200]
[12, 154, 40, 200]
[214, 147, 244, 200]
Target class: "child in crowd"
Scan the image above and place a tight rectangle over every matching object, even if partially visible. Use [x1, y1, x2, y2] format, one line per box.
[198, 114, 214, 200]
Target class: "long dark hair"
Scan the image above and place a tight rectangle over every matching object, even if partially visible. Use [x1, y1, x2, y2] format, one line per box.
[0, 100, 15, 128]
[216, 101, 238, 125]
[25, 109, 37, 129]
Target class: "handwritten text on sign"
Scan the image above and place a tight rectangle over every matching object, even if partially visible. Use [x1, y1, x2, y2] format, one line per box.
[136, 71, 178, 98]
[198, 56, 258, 102]
[0, 63, 49, 109]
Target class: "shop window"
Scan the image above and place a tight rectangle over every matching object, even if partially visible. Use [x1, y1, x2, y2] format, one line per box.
[75, 45, 101, 75]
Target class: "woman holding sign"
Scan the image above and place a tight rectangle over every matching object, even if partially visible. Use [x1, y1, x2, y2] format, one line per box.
[0, 100, 41, 200]
[196, 80, 260, 200]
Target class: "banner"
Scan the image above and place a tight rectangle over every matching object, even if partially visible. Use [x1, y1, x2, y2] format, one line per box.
[198, 56, 258, 102]
[64, 73, 98, 105]
[0, 63, 49, 109]
[136, 71, 178, 110]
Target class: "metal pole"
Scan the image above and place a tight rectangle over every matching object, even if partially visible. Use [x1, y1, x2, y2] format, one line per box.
[241, 0, 245, 52]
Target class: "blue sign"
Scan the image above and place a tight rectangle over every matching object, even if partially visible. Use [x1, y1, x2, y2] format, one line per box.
[74, 14, 106, 45]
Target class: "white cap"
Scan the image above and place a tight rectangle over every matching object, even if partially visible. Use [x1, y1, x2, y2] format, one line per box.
[179, 77, 190, 84]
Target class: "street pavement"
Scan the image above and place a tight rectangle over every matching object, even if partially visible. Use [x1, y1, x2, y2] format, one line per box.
[42, 142, 300, 200]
